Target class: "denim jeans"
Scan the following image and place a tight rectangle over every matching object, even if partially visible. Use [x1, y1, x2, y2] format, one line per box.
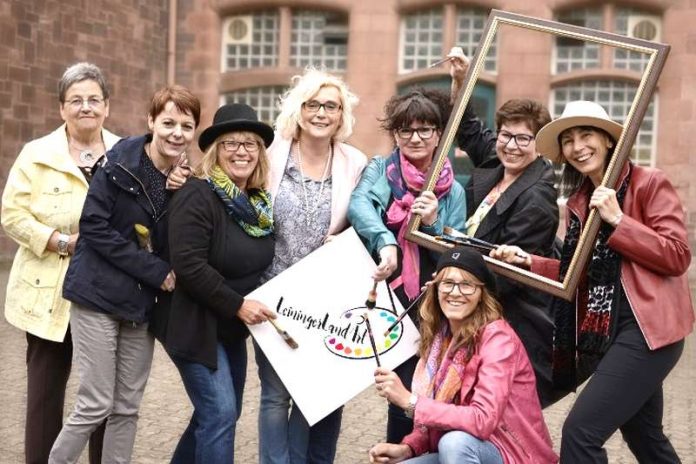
[254, 342, 342, 464]
[169, 338, 247, 464]
[402, 431, 503, 464]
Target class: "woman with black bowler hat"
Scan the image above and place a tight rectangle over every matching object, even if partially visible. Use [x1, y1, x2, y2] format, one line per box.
[159, 103, 277, 463]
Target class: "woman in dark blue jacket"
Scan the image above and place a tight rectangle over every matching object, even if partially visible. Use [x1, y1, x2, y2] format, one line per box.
[50, 86, 200, 464]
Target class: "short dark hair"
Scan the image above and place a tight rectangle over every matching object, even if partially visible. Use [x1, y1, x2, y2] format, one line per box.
[495, 99, 551, 135]
[148, 85, 201, 127]
[58, 62, 109, 103]
[380, 88, 451, 133]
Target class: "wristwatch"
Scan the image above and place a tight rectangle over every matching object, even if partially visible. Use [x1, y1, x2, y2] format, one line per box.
[404, 393, 418, 418]
[57, 233, 70, 257]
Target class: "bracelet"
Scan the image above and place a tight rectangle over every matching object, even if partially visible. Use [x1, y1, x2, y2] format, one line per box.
[610, 212, 624, 228]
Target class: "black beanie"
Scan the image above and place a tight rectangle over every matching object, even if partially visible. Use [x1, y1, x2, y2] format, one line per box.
[436, 247, 496, 293]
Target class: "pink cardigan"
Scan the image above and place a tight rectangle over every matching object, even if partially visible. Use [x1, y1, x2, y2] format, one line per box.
[267, 135, 367, 235]
[402, 320, 558, 464]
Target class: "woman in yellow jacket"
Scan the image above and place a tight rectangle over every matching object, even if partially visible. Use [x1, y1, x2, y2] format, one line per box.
[1, 62, 119, 464]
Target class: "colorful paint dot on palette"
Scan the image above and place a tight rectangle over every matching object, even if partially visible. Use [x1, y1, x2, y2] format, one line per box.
[355, 348, 362, 356]
[328, 338, 335, 345]
[380, 311, 387, 318]
[364, 347, 373, 356]
[389, 333, 398, 340]
[335, 343, 344, 350]
[384, 339, 392, 348]
[344, 347, 352, 354]
[387, 316, 396, 323]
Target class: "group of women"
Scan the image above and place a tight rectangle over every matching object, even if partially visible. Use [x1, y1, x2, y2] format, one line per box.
[1, 58, 692, 464]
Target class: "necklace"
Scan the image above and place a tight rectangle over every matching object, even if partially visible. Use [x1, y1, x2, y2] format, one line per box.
[295, 139, 332, 227]
[68, 137, 103, 165]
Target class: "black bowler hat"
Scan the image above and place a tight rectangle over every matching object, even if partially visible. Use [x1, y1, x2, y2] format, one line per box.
[436, 247, 496, 293]
[198, 103, 274, 152]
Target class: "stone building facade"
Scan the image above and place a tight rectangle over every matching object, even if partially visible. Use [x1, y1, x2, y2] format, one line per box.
[2, 0, 696, 260]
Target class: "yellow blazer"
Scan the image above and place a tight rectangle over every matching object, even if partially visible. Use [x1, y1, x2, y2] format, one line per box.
[1, 124, 120, 341]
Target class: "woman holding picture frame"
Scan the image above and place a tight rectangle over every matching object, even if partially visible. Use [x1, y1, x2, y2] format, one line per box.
[492, 100, 693, 462]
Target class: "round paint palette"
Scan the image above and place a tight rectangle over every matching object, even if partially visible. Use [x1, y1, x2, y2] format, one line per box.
[323, 306, 403, 360]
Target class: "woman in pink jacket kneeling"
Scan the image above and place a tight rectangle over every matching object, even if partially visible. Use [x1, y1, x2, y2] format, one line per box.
[369, 247, 557, 464]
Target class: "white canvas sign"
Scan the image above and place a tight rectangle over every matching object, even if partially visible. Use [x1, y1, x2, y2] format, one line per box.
[247, 228, 420, 426]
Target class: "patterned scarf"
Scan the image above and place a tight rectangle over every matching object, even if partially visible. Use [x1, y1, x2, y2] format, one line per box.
[552, 164, 631, 391]
[385, 149, 454, 300]
[412, 326, 468, 404]
[207, 164, 274, 237]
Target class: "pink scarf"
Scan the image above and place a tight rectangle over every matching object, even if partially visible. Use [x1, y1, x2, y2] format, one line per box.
[385, 149, 454, 300]
[412, 327, 468, 404]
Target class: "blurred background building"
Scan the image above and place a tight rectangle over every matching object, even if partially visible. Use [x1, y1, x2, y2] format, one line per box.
[2, 0, 695, 260]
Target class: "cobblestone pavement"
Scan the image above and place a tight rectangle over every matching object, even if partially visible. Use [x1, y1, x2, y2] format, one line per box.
[1, 264, 694, 463]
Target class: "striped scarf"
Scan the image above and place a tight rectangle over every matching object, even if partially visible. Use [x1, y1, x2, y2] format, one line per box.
[207, 164, 274, 237]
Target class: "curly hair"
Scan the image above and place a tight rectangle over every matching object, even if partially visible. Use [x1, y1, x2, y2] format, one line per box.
[417, 268, 503, 360]
[274, 67, 358, 142]
[379, 88, 452, 135]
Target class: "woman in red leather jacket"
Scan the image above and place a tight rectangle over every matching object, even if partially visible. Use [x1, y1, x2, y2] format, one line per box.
[369, 247, 557, 464]
[493, 100, 694, 463]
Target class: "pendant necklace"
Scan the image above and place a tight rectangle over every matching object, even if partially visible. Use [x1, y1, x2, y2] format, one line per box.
[295, 139, 332, 227]
[69, 138, 103, 165]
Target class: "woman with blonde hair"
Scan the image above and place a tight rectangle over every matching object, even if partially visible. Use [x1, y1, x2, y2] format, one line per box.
[255, 67, 367, 464]
[369, 247, 557, 464]
[156, 103, 277, 463]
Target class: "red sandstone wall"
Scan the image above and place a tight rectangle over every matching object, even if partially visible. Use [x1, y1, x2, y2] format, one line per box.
[0, 0, 169, 258]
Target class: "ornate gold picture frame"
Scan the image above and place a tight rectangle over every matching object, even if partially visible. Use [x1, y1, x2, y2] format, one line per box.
[405, 9, 670, 300]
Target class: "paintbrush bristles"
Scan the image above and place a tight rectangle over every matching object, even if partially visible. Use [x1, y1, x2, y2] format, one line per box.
[268, 317, 299, 350]
[365, 281, 378, 309]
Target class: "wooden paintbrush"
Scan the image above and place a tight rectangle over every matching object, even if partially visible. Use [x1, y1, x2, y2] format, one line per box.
[269, 297, 299, 349]
[364, 313, 381, 367]
[383, 288, 427, 336]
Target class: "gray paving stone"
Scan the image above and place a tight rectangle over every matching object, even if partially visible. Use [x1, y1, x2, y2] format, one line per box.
[1, 264, 695, 463]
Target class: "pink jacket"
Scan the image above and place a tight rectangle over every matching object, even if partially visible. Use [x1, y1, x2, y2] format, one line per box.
[532, 163, 694, 350]
[266, 135, 367, 235]
[402, 320, 558, 464]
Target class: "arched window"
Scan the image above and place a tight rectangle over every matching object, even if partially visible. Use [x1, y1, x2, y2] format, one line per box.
[456, 7, 496, 72]
[400, 8, 443, 73]
[291, 10, 348, 71]
[222, 11, 279, 71]
[552, 80, 656, 166]
[224, 86, 286, 124]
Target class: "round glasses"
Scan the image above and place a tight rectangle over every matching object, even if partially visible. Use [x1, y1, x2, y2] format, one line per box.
[219, 140, 260, 153]
[302, 100, 342, 114]
[496, 131, 534, 148]
[396, 126, 437, 140]
[438, 280, 481, 296]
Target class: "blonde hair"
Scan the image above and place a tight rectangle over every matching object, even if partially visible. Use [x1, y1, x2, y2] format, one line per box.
[194, 131, 269, 191]
[274, 67, 358, 142]
[417, 268, 503, 359]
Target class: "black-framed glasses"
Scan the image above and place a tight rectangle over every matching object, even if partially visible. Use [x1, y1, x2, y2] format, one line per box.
[66, 97, 105, 109]
[438, 280, 481, 296]
[219, 140, 260, 153]
[396, 126, 437, 140]
[496, 131, 534, 147]
[302, 100, 342, 114]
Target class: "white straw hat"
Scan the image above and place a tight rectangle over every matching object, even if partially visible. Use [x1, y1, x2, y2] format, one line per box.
[535, 100, 624, 163]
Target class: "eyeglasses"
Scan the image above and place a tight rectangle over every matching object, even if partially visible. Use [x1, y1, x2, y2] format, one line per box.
[497, 131, 534, 148]
[396, 127, 437, 140]
[438, 280, 481, 296]
[302, 100, 342, 114]
[219, 140, 260, 153]
[65, 97, 105, 109]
